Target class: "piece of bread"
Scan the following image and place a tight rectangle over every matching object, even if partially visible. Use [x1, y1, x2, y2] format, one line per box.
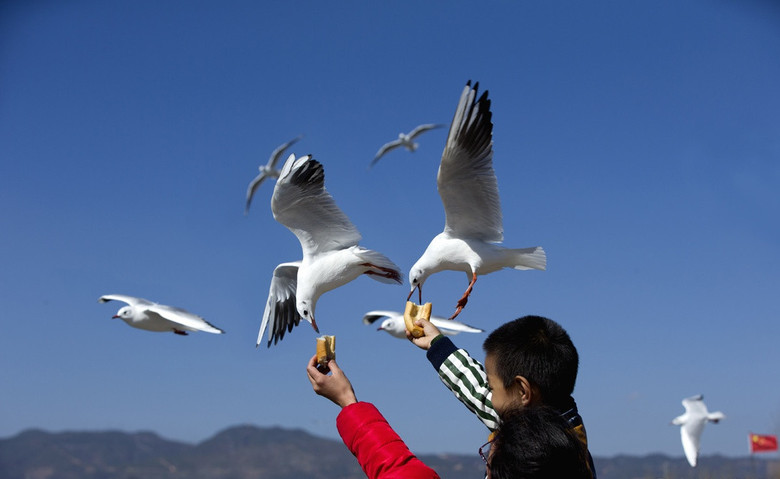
[316, 335, 336, 367]
[404, 301, 432, 338]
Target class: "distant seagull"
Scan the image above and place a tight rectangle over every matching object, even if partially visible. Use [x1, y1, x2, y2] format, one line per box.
[407, 81, 546, 319]
[370, 123, 444, 168]
[671, 394, 725, 467]
[245, 135, 303, 215]
[257, 154, 402, 347]
[98, 294, 224, 335]
[362, 310, 483, 340]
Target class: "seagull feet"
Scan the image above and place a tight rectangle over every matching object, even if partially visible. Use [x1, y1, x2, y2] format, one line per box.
[449, 297, 468, 320]
[173, 329, 189, 336]
[361, 263, 402, 283]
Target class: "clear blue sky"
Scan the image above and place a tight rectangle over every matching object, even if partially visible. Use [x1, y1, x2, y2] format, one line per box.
[2, 0, 779, 461]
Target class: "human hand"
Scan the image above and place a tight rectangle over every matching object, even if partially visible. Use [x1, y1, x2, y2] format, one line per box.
[406, 318, 442, 350]
[306, 355, 357, 408]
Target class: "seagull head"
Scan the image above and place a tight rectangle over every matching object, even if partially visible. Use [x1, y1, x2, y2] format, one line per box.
[113, 306, 134, 321]
[378, 318, 406, 338]
[407, 265, 428, 303]
[297, 298, 320, 334]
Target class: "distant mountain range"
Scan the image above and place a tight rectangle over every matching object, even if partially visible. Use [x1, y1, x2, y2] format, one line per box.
[1, 425, 778, 479]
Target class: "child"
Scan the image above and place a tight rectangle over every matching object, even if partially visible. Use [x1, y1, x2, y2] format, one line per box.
[409, 314, 596, 477]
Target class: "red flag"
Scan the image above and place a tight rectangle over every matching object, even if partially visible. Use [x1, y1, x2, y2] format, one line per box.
[749, 433, 778, 453]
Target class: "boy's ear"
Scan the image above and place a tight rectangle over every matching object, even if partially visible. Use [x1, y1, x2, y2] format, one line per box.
[513, 375, 537, 406]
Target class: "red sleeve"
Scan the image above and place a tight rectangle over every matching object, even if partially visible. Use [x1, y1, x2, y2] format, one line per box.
[337, 402, 440, 479]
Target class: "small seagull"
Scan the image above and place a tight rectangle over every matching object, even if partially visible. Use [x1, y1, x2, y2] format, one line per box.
[98, 294, 224, 335]
[362, 310, 483, 340]
[370, 123, 444, 168]
[407, 81, 546, 319]
[671, 394, 725, 467]
[257, 154, 402, 347]
[245, 135, 303, 215]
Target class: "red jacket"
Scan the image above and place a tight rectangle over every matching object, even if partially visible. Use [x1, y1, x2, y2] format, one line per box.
[337, 402, 440, 479]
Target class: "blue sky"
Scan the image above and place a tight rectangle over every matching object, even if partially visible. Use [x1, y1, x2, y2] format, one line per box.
[2, 0, 779, 461]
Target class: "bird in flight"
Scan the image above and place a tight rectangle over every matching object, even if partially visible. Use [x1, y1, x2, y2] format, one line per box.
[407, 81, 546, 319]
[370, 123, 444, 168]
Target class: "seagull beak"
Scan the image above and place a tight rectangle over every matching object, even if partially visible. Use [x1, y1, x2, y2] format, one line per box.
[309, 315, 320, 334]
[111, 315, 120, 319]
[407, 284, 422, 303]
[376, 326, 383, 331]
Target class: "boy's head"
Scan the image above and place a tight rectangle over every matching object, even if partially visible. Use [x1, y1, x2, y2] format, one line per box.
[483, 315, 579, 413]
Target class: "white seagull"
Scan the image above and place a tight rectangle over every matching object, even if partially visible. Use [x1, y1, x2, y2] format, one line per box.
[370, 123, 445, 168]
[407, 81, 546, 319]
[257, 154, 402, 347]
[98, 294, 224, 335]
[362, 310, 483, 340]
[245, 135, 303, 215]
[671, 394, 725, 467]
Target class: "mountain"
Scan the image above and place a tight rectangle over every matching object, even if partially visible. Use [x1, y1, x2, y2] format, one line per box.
[1, 425, 778, 479]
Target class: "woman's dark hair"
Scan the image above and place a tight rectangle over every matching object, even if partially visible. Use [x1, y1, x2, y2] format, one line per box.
[483, 315, 578, 408]
[488, 406, 591, 479]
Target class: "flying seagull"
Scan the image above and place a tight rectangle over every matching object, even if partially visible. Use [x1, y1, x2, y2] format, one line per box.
[370, 123, 444, 168]
[245, 135, 303, 215]
[407, 81, 546, 319]
[98, 294, 224, 335]
[257, 154, 402, 347]
[671, 394, 725, 467]
[362, 310, 483, 340]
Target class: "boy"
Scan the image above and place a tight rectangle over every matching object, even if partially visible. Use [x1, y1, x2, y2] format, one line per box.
[409, 314, 596, 477]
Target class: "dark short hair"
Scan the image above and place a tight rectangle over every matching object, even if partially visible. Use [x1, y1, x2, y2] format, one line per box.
[489, 406, 591, 479]
[483, 316, 578, 408]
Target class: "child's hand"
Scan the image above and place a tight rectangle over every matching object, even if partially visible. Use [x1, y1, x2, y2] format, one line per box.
[406, 318, 442, 350]
[306, 355, 357, 408]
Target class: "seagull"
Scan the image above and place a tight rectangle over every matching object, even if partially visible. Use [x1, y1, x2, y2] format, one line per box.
[245, 135, 303, 215]
[671, 394, 725, 467]
[98, 294, 224, 335]
[257, 154, 402, 347]
[407, 81, 546, 319]
[362, 310, 483, 340]
[370, 123, 445, 168]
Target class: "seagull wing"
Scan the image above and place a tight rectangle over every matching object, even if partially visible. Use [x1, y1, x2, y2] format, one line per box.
[257, 261, 301, 347]
[362, 310, 399, 325]
[98, 294, 154, 307]
[268, 134, 304, 169]
[272, 155, 361, 257]
[370, 139, 404, 168]
[680, 419, 705, 467]
[430, 316, 484, 333]
[245, 171, 272, 215]
[682, 395, 708, 416]
[408, 123, 445, 139]
[437, 81, 502, 242]
[147, 304, 224, 334]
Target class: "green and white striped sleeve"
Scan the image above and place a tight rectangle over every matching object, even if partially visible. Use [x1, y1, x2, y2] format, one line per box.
[426, 336, 500, 431]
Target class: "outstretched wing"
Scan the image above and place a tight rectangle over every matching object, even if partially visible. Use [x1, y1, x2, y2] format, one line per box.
[430, 317, 484, 334]
[362, 310, 399, 325]
[370, 139, 404, 168]
[437, 81, 502, 242]
[268, 134, 304, 170]
[98, 294, 154, 307]
[408, 123, 445, 139]
[148, 303, 224, 334]
[272, 155, 361, 257]
[257, 262, 301, 347]
[245, 171, 274, 215]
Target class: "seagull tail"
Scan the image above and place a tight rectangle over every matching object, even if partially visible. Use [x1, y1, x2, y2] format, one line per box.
[509, 246, 547, 271]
